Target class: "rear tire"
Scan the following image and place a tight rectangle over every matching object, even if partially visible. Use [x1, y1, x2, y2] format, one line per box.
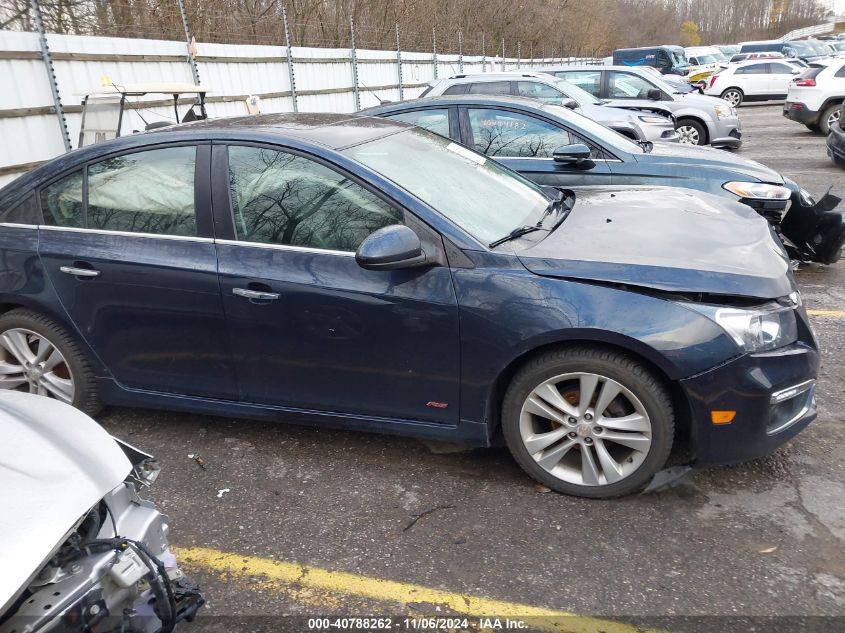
[819, 103, 842, 136]
[0, 309, 101, 416]
[501, 346, 674, 498]
[720, 88, 743, 107]
[676, 118, 708, 146]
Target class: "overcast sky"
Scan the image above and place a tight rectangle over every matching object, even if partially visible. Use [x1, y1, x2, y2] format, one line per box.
[825, 0, 845, 16]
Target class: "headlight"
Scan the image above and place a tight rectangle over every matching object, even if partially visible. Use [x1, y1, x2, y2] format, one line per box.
[639, 115, 670, 124]
[714, 104, 735, 119]
[799, 188, 815, 206]
[722, 181, 791, 200]
[684, 302, 798, 353]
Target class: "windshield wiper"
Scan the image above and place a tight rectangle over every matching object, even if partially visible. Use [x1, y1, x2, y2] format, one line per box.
[488, 190, 569, 248]
[488, 225, 546, 249]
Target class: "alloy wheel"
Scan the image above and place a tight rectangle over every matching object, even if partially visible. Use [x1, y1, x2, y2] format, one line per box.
[676, 125, 700, 145]
[518, 372, 653, 487]
[722, 90, 742, 107]
[0, 328, 75, 403]
[828, 108, 841, 130]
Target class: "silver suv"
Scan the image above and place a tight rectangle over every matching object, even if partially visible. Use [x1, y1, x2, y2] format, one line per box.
[539, 65, 742, 147]
[421, 71, 679, 144]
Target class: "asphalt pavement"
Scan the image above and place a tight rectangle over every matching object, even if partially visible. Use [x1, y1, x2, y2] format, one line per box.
[98, 104, 845, 632]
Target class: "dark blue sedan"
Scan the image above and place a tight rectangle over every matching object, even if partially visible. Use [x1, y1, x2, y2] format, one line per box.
[0, 114, 819, 497]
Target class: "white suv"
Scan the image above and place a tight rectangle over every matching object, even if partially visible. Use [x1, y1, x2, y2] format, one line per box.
[783, 60, 845, 134]
[704, 59, 801, 106]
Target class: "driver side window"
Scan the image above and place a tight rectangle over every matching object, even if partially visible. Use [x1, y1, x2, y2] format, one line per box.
[466, 108, 574, 158]
[607, 72, 655, 99]
[227, 146, 402, 252]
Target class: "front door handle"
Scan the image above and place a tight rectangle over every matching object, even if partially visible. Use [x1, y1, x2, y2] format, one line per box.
[233, 288, 280, 301]
[60, 266, 101, 278]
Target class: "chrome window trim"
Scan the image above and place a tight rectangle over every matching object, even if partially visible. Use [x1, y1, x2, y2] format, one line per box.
[37, 225, 214, 243]
[0, 222, 37, 230]
[500, 156, 623, 163]
[214, 238, 356, 258]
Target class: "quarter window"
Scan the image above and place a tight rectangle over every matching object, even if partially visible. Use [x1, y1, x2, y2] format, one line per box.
[227, 146, 402, 252]
[607, 72, 655, 99]
[0, 194, 41, 225]
[467, 109, 573, 158]
[442, 84, 467, 95]
[86, 146, 197, 236]
[385, 109, 450, 138]
[467, 81, 511, 95]
[834, 65, 845, 78]
[769, 63, 795, 74]
[41, 170, 83, 228]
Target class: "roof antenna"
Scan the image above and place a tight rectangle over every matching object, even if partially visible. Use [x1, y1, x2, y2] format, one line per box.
[358, 79, 390, 106]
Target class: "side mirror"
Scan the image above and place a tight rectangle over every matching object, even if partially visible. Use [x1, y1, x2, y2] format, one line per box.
[561, 98, 579, 109]
[553, 143, 592, 164]
[356, 225, 428, 271]
[646, 88, 662, 100]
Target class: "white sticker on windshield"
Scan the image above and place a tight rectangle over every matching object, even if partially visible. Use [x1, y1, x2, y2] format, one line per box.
[446, 142, 486, 166]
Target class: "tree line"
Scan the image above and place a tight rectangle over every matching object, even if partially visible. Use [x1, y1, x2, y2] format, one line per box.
[1, 0, 833, 55]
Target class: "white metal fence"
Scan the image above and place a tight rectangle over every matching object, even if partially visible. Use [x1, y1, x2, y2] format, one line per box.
[0, 29, 598, 188]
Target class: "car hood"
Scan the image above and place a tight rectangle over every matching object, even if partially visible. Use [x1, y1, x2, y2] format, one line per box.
[517, 186, 793, 299]
[578, 102, 638, 125]
[0, 393, 131, 613]
[672, 90, 731, 108]
[641, 141, 783, 183]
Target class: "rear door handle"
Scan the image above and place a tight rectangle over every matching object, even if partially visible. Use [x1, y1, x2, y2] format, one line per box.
[60, 266, 101, 278]
[233, 288, 280, 301]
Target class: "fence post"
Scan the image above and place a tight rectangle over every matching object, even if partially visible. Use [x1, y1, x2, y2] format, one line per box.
[501, 38, 505, 71]
[29, 0, 71, 152]
[481, 33, 486, 72]
[432, 28, 438, 79]
[349, 17, 360, 111]
[458, 30, 463, 73]
[282, 5, 298, 112]
[517, 42, 521, 69]
[395, 24, 404, 101]
[177, 0, 201, 86]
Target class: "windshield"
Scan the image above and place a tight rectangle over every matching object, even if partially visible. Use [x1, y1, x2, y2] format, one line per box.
[693, 54, 721, 64]
[789, 41, 814, 56]
[343, 129, 550, 245]
[551, 79, 602, 105]
[542, 103, 646, 153]
[669, 49, 689, 68]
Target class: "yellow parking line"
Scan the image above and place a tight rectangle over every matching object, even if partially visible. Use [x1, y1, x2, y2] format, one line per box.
[174, 546, 662, 633]
[807, 309, 845, 317]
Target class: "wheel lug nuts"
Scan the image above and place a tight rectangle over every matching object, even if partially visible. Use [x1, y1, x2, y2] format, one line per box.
[593, 426, 603, 434]
[585, 437, 593, 444]
[584, 413, 593, 421]
[568, 432, 577, 439]
[568, 417, 577, 424]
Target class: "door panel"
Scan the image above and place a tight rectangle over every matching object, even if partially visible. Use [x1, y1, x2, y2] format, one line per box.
[216, 144, 460, 424]
[37, 144, 237, 398]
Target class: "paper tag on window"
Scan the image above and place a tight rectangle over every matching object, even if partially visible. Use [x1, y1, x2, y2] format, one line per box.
[446, 142, 486, 166]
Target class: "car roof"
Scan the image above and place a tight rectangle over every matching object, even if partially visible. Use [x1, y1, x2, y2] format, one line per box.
[439, 71, 555, 82]
[74, 82, 210, 97]
[0, 113, 411, 199]
[361, 94, 560, 115]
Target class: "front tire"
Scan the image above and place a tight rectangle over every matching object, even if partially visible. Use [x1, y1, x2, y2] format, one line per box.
[720, 88, 743, 107]
[676, 118, 707, 146]
[0, 309, 101, 415]
[502, 346, 674, 498]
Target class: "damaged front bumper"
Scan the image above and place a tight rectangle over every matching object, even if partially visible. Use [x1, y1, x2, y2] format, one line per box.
[780, 179, 845, 264]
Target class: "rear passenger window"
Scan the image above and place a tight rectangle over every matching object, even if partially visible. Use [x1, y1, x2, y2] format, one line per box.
[0, 194, 41, 225]
[516, 82, 565, 102]
[468, 81, 511, 95]
[442, 84, 467, 95]
[41, 170, 83, 228]
[736, 64, 767, 75]
[554, 71, 601, 96]
[86, 146, 197, 236]
[385, 109, 450, 138]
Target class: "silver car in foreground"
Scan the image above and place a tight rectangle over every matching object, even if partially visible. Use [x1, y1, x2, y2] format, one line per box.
[420, 71, 679, 144]
[540, 65, 743, 148]
[0, 392, 203, 633]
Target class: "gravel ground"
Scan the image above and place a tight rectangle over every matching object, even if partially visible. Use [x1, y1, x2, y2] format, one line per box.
[98, 104, 845, 629]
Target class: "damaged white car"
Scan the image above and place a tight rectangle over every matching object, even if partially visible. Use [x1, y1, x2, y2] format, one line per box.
[0, 393, 203, 633]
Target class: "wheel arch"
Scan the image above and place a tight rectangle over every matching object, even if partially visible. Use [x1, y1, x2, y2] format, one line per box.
[485, 333, 692, 440]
